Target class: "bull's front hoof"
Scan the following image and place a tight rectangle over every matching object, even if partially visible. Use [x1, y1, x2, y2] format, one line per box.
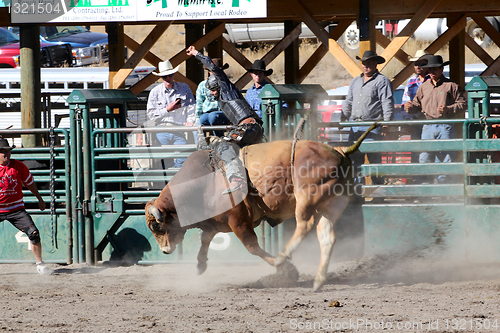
[274, 253, 288, 266]
[197, 262, 207, 275]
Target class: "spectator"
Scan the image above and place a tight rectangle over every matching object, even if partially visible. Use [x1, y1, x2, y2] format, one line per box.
[0, 139, 52, 275]
[196, 58, 230, 137]
[401, 50, 431, 163]
[245, 59, 273, 118]
[405, 55, 466, 183]
[147, 60, 196, 168]
[341, 50, 394, 185]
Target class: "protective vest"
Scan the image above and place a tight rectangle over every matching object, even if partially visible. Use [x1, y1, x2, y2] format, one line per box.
[219, 98, 262, 125]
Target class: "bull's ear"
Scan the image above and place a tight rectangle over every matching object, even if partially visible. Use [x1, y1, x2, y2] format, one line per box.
[148, 205, 163, 222]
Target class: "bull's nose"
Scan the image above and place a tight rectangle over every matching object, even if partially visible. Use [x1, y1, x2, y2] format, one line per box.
[160, 245, 175, 254]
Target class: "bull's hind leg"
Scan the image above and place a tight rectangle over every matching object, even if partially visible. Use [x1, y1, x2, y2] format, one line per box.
[197, 229, 219, 275]
[314, 195, 350, 291]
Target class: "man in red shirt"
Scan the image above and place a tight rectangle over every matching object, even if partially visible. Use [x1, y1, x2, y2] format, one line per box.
[0, 138, 52, 275]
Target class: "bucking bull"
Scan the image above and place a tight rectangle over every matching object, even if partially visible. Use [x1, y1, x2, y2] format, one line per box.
[145, 123, 377, 291]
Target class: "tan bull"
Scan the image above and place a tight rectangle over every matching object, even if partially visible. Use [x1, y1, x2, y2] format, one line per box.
[145, 124, 376, 291]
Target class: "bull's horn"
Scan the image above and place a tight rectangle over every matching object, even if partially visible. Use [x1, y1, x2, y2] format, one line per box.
[148, 205, 162, 222]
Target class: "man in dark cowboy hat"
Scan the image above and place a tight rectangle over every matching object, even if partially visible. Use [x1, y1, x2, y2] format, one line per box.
[0, 139, 52, 275]
[186, 46, 264, 195]
[404, 55, 466, 183]
[341, 50, 394, 185]
[245, 59, 274, 118]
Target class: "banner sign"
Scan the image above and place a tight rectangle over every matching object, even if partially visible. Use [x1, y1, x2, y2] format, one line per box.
[137, 0, 266, 21]
[8, 0, 266, 23]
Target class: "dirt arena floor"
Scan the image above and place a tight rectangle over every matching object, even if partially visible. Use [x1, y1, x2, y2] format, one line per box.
[2, 254, 500, 333]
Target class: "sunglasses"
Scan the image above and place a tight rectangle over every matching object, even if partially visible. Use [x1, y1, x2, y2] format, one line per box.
[414, 62, 427, 67]
[162, 74, 174, 78]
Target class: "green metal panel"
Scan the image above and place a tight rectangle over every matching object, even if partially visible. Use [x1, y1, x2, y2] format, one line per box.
[259, 84, 327, 141]
[258, 84, 328, 101]
[363, 204, 465, 258]
[465, 76, 500, 93]
[464, 206, 500, 262]
[0, 215, 70, 263]
[67, 89, 138, 105]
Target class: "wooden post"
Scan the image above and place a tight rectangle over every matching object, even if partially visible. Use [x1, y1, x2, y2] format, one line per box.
[20, 24, 41, 147]
[107, 23, 125, 89]
[448, 13, 466, 143]
[447, 14, 466, 90]
[205, 20, 223, 59]
[185, 23, 204, 87]
[358, 0, 375, 62]
[284, 20, 300, 84]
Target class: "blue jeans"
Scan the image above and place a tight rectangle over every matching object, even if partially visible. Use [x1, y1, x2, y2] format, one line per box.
[348, 126, 383, 185]
[199, 111, 230, 137]
[156, 132, 186, 168]
[419, 124, 455, 183]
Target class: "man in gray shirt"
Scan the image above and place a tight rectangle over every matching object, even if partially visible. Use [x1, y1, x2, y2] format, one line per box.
[341, 50, 394, 185]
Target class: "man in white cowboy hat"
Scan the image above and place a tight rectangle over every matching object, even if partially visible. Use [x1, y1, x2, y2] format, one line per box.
[245, 59, 274, 118]
[147, 60, 196, 168]
[195, 58, 231, 137]
[401, 50, 431, 118]
[0, 138, 52, 275]
[404, 55, 466, 183]
[341, 50, 394, 186]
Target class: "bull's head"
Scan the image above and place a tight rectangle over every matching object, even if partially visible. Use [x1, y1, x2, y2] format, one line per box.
[145, 199, 186, 254]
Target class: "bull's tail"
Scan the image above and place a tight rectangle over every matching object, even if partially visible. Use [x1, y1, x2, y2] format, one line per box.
[342, 122, 379, 156]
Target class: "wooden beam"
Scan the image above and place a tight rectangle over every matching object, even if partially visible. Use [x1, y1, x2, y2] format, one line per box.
[129, 23, 225, 95]
[298, 20, 353, 83]
[291, 0, 361, 77]
[234, 23, 302, 89]
[379, 0, 442, 71]
[123, 34, 163, 66]
[465, 34, 494, 66]
[469, 15, 500, 48]
[425, 15, 466, 54]
[113, 22, 171, 89]
[222, 38, 253, 70]
[375, 30, 410, 66]
[481, 56, 500, 76]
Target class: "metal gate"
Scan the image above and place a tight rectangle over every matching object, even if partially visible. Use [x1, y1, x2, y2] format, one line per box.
[0, 128, 71, 264]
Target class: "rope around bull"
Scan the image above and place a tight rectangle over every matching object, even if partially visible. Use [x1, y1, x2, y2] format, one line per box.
[290, 108, 313, 188]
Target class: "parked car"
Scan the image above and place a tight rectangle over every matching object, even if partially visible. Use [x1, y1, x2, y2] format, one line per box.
[10, 26, 108, 66]
[0, 27, 72, 68]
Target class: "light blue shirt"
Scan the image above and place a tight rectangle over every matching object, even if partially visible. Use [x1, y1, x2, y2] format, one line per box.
[195, 80, 221, 118]
[245, 81, 269, 118]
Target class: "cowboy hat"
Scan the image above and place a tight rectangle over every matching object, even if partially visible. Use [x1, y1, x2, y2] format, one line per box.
[203, 58, 229, 71]
[356, 50, 385, 64]
[0, 138, 15, 150]
[246, 59, 273, 76]
[421, 55, 450, 68]
[152, 60, 180, 76]
[409, 50, 431, 61]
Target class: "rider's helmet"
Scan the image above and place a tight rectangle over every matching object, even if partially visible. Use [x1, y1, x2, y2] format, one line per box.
[206, 75, 220, 91]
